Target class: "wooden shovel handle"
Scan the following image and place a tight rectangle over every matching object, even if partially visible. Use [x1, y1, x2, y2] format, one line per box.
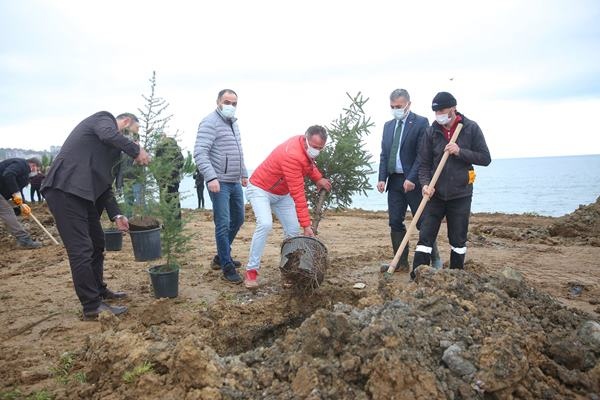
[29, 212, 60, 245]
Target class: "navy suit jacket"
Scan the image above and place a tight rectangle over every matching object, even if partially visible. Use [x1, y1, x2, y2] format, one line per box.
[378, 111, 429, 185]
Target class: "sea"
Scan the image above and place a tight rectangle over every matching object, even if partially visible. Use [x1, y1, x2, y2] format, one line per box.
[22, 154, 595, 217]
[173, 154, 600, 218]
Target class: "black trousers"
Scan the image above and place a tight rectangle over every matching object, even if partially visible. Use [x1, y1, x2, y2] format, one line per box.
[30, 186, 43, 202]
[196, 184, 205, 209]
[159, 181, 181, 220]
[44, 188, 107, 311]
[413, 195, 472, 271]
[387, 173, 423, 233]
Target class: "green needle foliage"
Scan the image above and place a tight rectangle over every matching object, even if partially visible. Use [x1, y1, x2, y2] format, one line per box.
[122, 361, 154, 383]
[307, 92, 375, 230]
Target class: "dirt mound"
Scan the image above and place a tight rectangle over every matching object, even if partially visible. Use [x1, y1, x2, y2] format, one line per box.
[549, 196, 600, 244]
[70, 268, 600, 399]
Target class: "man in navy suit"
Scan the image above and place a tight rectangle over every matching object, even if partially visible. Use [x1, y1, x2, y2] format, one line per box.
[378, 89, 441, 271]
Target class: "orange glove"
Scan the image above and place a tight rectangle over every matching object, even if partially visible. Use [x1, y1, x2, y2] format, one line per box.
[20, 204, 31, 217]
[12, 193, 23, 206]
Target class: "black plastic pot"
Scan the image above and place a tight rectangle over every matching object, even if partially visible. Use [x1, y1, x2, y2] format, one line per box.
[279, 236, 328, 287]
[129, 227, 161, 261]
[104, 229, 123, 251]
[148, 264, 179, 298]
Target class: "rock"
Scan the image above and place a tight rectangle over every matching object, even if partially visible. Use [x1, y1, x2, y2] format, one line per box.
[442, 344, 476, 376]
[353, 282, 366, 289]
[500, 267, 523, 282]
[578, 321, 600, 351]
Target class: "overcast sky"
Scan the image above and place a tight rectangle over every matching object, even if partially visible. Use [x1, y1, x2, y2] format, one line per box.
[1, 0, 599, 168]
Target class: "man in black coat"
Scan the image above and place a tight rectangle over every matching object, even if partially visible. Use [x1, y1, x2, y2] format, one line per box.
[42, 112, 151, 319]
[0, 158, 43, 248]
[411, 92, 491, 279]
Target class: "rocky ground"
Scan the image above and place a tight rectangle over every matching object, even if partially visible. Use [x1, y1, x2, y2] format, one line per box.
[1, 197, 599, 399]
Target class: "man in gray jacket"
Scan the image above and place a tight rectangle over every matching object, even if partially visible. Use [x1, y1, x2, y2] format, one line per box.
[194, 89, 248, 284]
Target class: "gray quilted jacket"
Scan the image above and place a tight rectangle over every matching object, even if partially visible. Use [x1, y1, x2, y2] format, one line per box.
[194, 109, 248, 183]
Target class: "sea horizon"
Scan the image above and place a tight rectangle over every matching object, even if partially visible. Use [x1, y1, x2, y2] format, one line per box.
[177, 154, 600, 218]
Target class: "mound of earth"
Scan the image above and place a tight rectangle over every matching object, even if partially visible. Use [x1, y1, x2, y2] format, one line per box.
[68, 268, 600, 399]
[549, 196, 600, 244]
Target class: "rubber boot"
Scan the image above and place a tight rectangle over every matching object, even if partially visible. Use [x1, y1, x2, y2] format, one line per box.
[431, 241, 443, 270]
[380, 231, 408, 272]
[397, 234, 409, 270]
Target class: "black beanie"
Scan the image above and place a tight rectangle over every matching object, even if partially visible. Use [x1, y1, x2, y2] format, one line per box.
[431, 92, 457, 111]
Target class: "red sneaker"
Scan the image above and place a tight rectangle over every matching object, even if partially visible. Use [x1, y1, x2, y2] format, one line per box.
[244, 269, 259, 290]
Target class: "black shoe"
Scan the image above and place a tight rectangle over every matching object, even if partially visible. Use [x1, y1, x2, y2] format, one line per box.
[211, 255, 242, 270]
[221, 264, 243, 284]
[83, 302, 128, 320]
[101, 289, 128, 300]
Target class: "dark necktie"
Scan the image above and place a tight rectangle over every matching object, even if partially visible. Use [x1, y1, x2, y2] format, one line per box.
[388, 120, 403, 174]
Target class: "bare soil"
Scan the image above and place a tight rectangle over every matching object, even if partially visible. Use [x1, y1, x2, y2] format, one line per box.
[1, 198, 599, 399]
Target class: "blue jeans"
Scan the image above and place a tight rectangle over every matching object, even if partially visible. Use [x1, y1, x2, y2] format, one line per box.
[208, 182, 245, 267]
[246, 182, 300, 271]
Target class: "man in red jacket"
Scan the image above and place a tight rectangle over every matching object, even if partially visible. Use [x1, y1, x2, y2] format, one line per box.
[244, 125, 332, 289]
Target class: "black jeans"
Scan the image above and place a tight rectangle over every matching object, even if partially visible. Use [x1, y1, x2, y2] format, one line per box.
[196, 184, 205, 209]
[159, 181, 181, 220]
[44, 188, 107, 311]
[387, 173, 423, 233]
[413, 195, 472, 270]
[30, 186, 43, 202]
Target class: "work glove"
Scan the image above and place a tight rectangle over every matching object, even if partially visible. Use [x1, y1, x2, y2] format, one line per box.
[12, 193, 23, 206]
[20, 204, 32, 217]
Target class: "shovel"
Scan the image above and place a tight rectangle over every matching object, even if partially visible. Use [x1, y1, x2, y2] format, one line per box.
[384, 123, 463, 276]
[29, 211, 60, 245]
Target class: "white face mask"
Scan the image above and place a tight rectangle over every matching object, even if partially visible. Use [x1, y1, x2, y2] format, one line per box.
[435, 112, 451, 125]
[221, 104, 236, 119]
[305, 138, 320, 159]
[391, 106, 408, 120]
[29, 172, 37, 177]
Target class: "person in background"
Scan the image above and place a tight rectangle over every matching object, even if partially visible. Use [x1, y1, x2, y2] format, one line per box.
[243, 125, 332, 290]
[28, 158, 45, 202]
[155, 132, 184, 220]
[411, 92, 491, 279]
[194, 89, 248, 284]
[193, 168, 205, 209]
[0, 157, 43, 248]
[377, 89, 442, 273]
[115, 128, 143, 217]
[42, 112, 151, 319]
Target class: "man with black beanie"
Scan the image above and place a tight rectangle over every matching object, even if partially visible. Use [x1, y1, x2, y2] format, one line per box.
[411, 92, 491, 279]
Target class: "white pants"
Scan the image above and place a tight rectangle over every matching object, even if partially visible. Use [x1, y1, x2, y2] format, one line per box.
[246, 182, 300, 270]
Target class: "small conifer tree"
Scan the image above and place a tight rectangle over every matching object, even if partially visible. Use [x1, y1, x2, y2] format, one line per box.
[307, 92, 375, 232]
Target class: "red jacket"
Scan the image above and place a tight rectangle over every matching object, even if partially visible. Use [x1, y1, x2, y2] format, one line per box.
[250, 135, 323, 228]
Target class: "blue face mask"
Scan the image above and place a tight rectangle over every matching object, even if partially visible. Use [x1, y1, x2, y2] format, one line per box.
[221, 104, 236, 119]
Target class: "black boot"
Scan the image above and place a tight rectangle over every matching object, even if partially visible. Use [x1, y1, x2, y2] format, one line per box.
[380, 231, 408, 273]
